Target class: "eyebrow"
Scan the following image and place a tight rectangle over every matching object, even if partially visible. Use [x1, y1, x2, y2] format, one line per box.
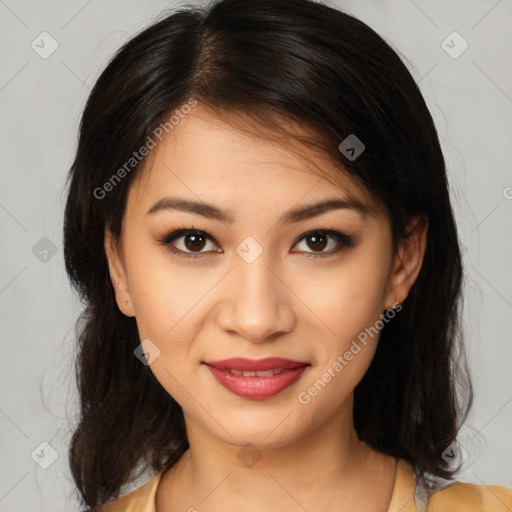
[146, 196, 372, 224]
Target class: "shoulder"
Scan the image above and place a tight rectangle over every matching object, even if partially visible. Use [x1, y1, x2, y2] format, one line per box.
[96, 472, 163, 512]
[426, 480, 512, 511]
[394, 458, 512, 512]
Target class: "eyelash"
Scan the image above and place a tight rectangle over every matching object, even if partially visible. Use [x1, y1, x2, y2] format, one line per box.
[158, 225, 355, 259]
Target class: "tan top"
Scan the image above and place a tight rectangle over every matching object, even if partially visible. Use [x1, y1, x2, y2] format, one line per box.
[100, 459, 512, 511]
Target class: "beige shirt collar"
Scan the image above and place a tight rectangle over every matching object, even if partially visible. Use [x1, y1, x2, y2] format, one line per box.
[102, 458, 420, 512]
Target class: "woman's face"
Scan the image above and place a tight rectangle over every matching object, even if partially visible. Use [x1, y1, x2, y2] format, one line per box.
[106, 106, 425, 449]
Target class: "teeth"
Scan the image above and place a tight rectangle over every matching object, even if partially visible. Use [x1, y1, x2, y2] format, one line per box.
[227, 368, 286, 377]
[254, 369, 276, 377]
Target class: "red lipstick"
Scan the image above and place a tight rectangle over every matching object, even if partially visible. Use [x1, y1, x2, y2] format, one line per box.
[203, 357, 310, 399]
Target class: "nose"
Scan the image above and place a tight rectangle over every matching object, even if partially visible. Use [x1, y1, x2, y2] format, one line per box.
[215, 253, 296, 343]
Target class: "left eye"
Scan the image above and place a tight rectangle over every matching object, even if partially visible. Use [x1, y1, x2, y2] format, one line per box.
[160, 229, 354, 258]
[292, 229, 355, 257]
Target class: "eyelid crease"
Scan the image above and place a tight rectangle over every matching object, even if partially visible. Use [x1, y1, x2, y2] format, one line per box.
[158, 225, 356, 259]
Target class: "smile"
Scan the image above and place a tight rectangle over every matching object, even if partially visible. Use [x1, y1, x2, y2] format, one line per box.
[203, 357, 310, 400]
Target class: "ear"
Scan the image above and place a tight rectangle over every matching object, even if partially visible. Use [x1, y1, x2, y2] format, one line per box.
[384, 214, 428, 310]
[104, 226, 135, 317]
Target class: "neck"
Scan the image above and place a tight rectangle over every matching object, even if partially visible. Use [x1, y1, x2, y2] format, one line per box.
[156, 396, 396, 512]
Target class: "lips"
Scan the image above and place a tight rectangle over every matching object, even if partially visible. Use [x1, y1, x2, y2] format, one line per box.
[203, 357, 310, 400]
[205, 357, 308, 371]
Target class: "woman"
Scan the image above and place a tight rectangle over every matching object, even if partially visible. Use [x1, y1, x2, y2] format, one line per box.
[63, 0, 512, 510]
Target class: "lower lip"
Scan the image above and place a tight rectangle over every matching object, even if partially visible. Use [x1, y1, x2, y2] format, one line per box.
[205, 365, 309, 399]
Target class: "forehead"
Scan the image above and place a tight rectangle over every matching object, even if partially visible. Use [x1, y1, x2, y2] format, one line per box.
[127, 105, 381, 217]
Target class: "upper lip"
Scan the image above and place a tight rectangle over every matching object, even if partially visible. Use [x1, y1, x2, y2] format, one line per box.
[203, 357, 309, 371]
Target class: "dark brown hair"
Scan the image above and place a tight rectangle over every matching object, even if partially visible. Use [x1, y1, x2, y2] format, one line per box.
[63, 0, 473, 508]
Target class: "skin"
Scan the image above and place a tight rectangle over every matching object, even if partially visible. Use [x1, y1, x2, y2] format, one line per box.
[105, 105, 428, 511]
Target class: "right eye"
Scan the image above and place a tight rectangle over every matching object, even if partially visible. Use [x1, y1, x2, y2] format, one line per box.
[160, 228, 222, 258]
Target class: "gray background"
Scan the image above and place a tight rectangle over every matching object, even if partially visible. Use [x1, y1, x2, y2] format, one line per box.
[1, 0, 511, 510]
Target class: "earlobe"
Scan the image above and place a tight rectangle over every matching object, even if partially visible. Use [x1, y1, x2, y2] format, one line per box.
[104, 227, 135, 317]
[384, 215, 428, 311]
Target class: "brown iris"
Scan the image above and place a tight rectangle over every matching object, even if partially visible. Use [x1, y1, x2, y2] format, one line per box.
[306, 233, 328, 252]
[184, 233, 207, 252]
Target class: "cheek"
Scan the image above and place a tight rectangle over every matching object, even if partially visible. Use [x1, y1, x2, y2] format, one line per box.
[297, 250, 390, 348]
[123, 244, 219, 398]
[293, 251, 390, 409]
[124, 243, 210, 340]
